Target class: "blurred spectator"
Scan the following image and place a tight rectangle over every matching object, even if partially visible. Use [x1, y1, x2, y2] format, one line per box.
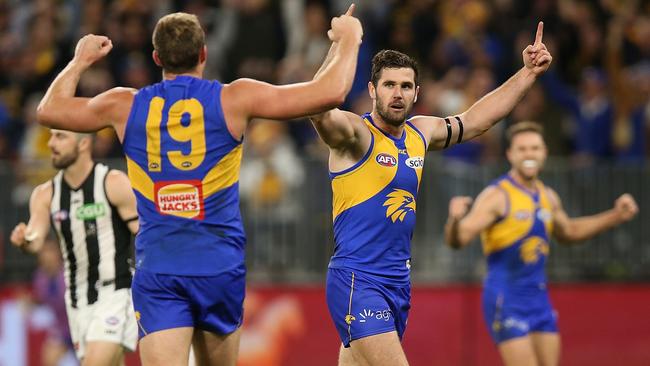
[240, 120, 305, 273]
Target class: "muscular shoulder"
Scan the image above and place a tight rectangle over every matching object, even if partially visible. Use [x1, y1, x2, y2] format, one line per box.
[32, 180, 53, 204]
[31, 181, 53, 207]
[104, 169, 133, 204]
[474, 185, 508, 215]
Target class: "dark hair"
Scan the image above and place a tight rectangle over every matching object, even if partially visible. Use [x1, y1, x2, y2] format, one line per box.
[505, 121, 544, 148]
[370, 50, 419, 86]
[152, 13, 205, 74]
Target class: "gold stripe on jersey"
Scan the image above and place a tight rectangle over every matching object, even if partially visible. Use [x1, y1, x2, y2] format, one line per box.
[126, 156, 154, 201]
[202, 144, 243, 197]
[481, 179, 554, 255]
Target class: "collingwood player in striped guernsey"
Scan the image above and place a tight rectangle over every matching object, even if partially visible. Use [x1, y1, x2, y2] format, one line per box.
[11, 129, 139, 365]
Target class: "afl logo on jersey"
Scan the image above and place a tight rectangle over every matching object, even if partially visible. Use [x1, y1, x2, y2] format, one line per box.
[376, 153, 397, 167]
[405, 156, 424, 169]
[52, 210, 69, 222]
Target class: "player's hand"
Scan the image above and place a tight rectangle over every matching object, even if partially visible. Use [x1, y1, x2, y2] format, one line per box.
[449, 196, 473, 220]
[10, 222, 29, 248]
[328, 4, 363, 44]
[72, 34, 113, 68]
[614, 193, 638, 222]
[522, 22, 552, 76]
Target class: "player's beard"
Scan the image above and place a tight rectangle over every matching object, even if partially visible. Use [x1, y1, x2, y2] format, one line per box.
[375, 95, 413, 127]
[51, 146, 79, 169]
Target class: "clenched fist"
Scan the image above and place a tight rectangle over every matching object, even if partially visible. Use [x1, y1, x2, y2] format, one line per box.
[614, 193, 638, 222]
[449, 196, 473, 220]
[72, 34, 113, 68]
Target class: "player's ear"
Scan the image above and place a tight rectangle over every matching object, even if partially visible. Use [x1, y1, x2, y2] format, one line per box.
[152, 50, 162, 67]
[368, 81, 376, 100]
[199, 45, 207, 64]
[414, 85, 419, 103]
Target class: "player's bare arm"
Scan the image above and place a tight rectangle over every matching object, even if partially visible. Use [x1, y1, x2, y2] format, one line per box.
[548, 189, 638, 244]
[36, 34, 136, 140]
[308, 45, 371, 172]
[445, 186, 506, 249]
[412, 21, 553, 150]
[105, 170, 139, 234]
[10, 182, 53, 253]
[222, 4, 363, 140]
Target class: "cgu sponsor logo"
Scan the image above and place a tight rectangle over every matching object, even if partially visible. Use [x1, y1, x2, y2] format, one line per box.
[405, 156, 424, 169]
[155, 180, 204, 220]
[376, 153, 397, 167]
[75, 203, 106, 220]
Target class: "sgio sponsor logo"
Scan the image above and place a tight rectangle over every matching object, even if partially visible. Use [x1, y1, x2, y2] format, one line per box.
[376, 153, 397, 167]
[405, 156, 424, 169]
[155, 180, 204, 220]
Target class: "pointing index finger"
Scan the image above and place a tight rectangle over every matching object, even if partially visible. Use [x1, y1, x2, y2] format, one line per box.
[345, 3, 355, 16]
[534, 21, 544, 46]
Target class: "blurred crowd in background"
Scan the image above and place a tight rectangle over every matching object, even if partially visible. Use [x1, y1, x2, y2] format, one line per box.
[0, 0, 648, 168]
[1, 3, 648, 362]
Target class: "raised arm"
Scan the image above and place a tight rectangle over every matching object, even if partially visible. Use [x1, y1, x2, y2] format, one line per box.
[549, 189, 638, 244]
[105, 170, 139, 235]
[444, 186, 506, 249]
[221, 4, 363, 139]
[10, 183, 53, 254]
[36, 35, 135, 140]
[413, 22, 553, 150]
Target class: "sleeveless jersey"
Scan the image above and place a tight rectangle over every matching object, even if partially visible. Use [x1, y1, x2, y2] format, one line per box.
[329, 113, 427, 285]
[481, 175, 555, 293]
[50, 163, 132, 308]
[123, 76, 245, 275]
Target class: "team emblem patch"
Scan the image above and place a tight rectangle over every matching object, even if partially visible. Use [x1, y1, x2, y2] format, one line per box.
[154, 180, 204, 220]
[520, 236, 549, 264]
[376, 153, 397, 167]
[383, 189, 416, 222]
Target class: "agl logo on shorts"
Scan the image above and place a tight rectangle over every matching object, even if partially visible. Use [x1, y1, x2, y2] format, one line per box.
[154, 180, 204, 220]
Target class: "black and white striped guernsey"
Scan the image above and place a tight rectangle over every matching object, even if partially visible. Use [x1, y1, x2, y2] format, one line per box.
[50, 163, 132, 308]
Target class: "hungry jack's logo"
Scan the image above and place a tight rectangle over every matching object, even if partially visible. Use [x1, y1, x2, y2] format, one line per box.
[155, 180, 204, 220]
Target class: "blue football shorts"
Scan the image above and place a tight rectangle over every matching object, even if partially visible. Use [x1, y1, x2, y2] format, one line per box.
[131, 266, 245, 339]
[482, 286, 558, 343]
[326, 267, 411, 347]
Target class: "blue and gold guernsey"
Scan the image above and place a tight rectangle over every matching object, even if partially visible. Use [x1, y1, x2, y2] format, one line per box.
[329, 113, 427, 285]
[326, 113, 426, 346]
[123, 76, 245, 276]
[480, 174, 558, 342]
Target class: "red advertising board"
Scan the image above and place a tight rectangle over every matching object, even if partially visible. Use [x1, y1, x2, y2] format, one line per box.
[1, 284, 649, 366]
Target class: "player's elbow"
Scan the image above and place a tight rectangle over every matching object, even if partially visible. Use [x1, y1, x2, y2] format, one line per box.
[36, 103, 56, 127]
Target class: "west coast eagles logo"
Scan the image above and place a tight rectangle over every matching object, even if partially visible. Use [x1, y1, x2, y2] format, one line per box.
[520, 236, 549, 264]
[383, 189, 416, 222]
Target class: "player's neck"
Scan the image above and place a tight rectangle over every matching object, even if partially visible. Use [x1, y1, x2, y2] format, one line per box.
[370, 111, 404, 139]
[509, 170, 538, 191]
[162, 70, 203, 80]
[63, 157, 94, 189]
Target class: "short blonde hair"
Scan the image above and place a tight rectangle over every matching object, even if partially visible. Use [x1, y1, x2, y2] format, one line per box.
[152, 13, 205, 74]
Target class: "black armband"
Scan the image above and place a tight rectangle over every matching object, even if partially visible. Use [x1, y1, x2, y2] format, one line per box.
[123, 216, 138, 223]
[454, 116, 464, 144]
[444, 117, 452, 148]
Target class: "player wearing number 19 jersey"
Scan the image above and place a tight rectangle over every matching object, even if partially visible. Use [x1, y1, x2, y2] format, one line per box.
[124, 75, 247, 337]
[37, 9, 362, 365]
